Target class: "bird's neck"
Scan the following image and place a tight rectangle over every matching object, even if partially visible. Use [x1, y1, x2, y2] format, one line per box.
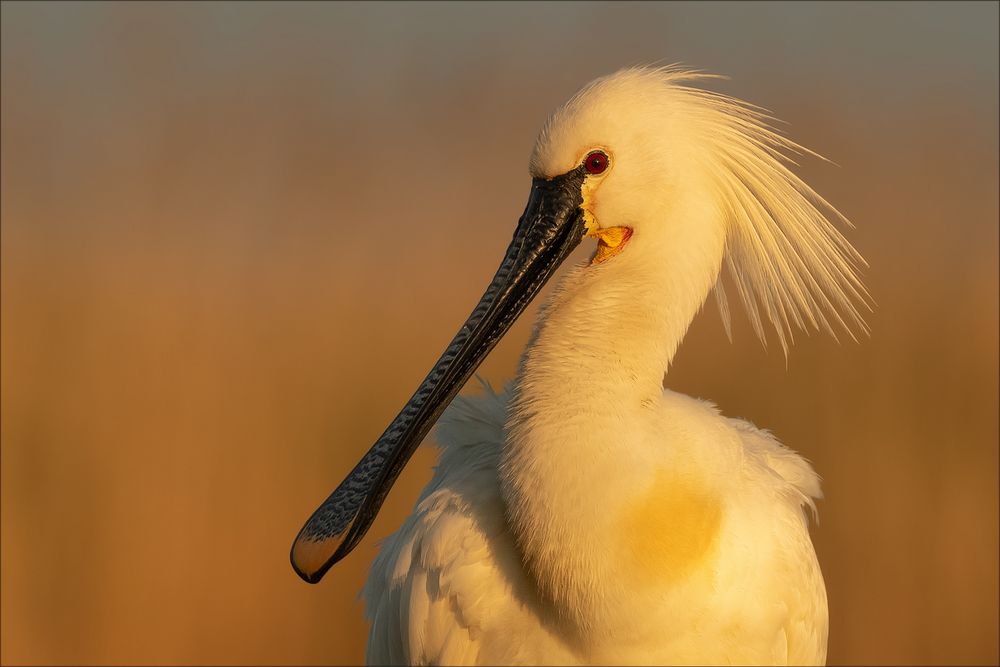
[500, 199, 725, 639]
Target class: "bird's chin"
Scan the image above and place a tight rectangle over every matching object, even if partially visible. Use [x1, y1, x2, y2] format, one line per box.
[589, 226, 633, 264]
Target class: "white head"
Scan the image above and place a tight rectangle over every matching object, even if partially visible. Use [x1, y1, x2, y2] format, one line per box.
[529, 66, 870, 353]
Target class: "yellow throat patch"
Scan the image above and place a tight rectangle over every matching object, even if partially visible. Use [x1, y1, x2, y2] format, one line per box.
[619, 471, 723, 584]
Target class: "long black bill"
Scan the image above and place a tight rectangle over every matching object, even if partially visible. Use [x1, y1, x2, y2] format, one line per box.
[291, 165, 588, 583]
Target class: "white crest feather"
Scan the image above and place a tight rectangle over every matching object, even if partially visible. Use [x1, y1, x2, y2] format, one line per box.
[654, 65, 872, 353]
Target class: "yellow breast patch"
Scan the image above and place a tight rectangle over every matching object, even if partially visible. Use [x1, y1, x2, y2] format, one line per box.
[619, 471, 723, 584]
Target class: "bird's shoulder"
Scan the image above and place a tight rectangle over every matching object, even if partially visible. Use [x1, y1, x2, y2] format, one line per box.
[659, 388, 822, 515]
[727, 417, 827, 662]
[727, 415, 823, 517]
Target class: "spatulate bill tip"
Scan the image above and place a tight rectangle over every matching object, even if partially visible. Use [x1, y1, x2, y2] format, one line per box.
[290, 530, 346, 584]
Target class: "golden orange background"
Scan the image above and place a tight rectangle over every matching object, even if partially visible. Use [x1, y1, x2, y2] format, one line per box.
[2, 2, 997, 665]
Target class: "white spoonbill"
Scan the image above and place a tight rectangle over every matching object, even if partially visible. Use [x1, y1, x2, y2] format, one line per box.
[291, 66, 868, 665]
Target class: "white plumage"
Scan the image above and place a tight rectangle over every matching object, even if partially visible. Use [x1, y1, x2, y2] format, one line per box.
[354, 66, 868, 665]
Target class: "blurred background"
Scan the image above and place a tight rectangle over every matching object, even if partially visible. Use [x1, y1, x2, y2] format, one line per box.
[2, 2, 997, 665]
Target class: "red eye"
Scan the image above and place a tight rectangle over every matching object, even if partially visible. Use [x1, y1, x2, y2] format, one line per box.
[584, 150, 609, 175]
